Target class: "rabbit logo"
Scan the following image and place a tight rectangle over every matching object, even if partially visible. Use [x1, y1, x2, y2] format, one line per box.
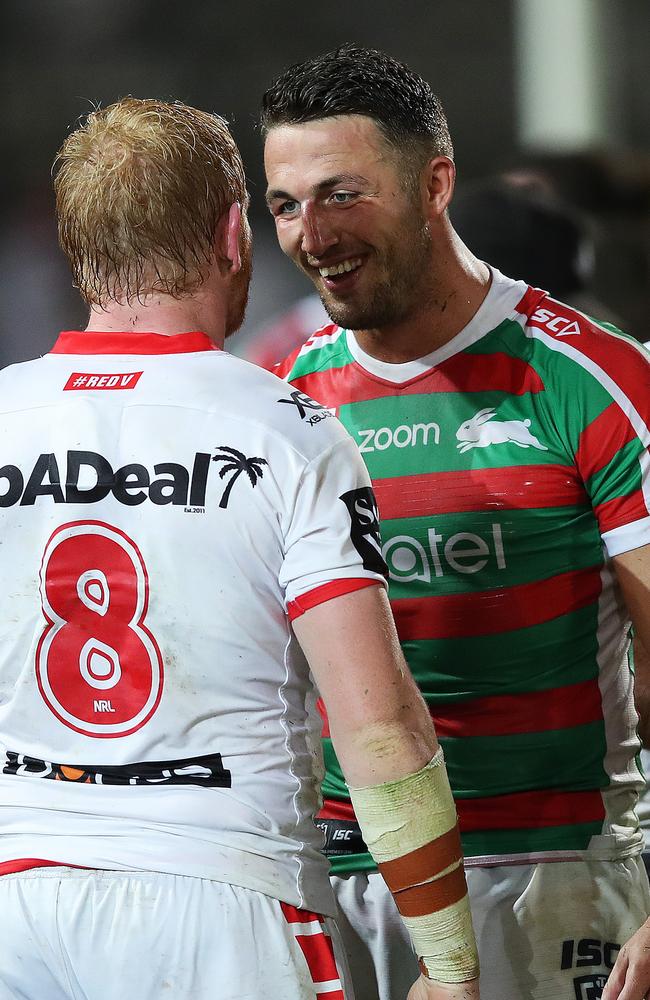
[456, 408, 548, 454]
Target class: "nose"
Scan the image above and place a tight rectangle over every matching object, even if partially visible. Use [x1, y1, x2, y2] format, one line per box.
[300, 202, 338, 258]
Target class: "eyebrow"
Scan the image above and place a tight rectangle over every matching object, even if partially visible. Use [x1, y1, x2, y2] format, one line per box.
[265, 173, 369, 206]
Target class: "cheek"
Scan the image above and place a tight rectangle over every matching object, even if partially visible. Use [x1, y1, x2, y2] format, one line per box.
[275, 222, 301, 260]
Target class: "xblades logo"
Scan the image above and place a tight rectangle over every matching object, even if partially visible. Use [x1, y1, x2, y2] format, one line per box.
[278, 390, 334, 426]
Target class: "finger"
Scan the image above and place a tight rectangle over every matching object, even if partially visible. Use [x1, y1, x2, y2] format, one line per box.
[603, 954, 629, 1000]
[613, 964, 650, 1000]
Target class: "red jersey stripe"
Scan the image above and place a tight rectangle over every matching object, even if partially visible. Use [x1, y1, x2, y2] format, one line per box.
[595, 488, 650, 535]
[316, 697, 330, 738]
[431, 677, 603, 739]
[456, 788, 605, 832]
[288, 351, 544, 407]
[295, 933, 342, 993]
[515, 286, 547, 317]
[280, 901, 322, 924]
[318, 799, 357, 822]
[319, 788, 605, 833]
[318, 677, 602, 741]
[575, 402, 638, 483]
[373, 465, 586, 521]
[392, 566, 601, 641]
[280, 901, 343, 995]
[287, 578, 382, 621]
[51, 331, 217, 355]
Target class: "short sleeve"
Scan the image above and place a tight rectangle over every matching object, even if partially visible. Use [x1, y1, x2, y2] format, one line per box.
[571, 345, 650, 558]
[279, 436, 388, 619]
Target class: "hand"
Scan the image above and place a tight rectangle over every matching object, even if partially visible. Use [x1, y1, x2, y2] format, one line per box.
[602, 919, 650, 1000]
[406, 974, 480, 1000]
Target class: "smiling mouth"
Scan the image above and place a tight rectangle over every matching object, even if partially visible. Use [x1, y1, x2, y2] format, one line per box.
[306, 254, 364, 279]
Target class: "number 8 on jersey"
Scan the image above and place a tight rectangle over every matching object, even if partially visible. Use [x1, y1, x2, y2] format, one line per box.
[36, 520, 164, 737]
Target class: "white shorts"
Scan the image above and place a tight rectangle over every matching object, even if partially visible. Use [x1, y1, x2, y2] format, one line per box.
[332, 855, 650, 1000]
[0, 867, 352, 1000]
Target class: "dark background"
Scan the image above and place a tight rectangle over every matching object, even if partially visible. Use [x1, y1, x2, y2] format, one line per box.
[2, 0, 649, 363]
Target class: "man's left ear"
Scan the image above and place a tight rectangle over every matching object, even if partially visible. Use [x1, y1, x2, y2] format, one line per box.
[422, 156, 456, 217]
[217, 202, 242, 274]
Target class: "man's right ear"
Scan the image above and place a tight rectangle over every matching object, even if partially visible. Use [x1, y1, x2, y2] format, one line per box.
[216, 203, 243, 274]
[421, 156, 456, 219]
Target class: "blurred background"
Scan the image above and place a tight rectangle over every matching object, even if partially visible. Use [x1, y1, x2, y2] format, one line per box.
[2, 0, 649, 365]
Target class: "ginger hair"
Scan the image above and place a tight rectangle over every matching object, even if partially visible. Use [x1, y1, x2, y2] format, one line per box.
[54, 98, 248, 305]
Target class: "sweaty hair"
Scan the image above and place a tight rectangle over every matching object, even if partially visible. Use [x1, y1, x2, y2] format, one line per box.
[54, 98, 248, 305]
[260, 44, 453, 172]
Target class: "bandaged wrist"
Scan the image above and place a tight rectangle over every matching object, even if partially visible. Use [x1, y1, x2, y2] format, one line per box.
[348, 747, 479, 984]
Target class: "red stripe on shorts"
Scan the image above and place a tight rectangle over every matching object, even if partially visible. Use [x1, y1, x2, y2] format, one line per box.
[0, 859, 69, 875]
[280, 901, 345, 998]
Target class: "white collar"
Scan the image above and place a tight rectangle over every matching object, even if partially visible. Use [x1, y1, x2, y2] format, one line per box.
[345, 268, 529, 384]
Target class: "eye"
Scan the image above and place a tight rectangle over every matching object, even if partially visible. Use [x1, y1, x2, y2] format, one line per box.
[274, 199, 299, 217]
[329, 191, 356, 205]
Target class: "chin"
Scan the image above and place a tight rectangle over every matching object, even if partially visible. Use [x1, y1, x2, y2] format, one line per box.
[319, 296, 373, 331]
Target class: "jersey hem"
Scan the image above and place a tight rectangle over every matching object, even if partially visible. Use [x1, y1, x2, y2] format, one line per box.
[0, 843, 337, 916]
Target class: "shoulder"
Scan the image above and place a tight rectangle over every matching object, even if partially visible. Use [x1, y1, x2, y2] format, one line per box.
[273, 324, 347, 381]
[217, 352, 354, 464]
[0, 357, 53, 411]
[512, 288, 650, 393]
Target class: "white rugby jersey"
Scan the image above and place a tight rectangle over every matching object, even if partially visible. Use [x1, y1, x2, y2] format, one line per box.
[0, 330, 387, 916]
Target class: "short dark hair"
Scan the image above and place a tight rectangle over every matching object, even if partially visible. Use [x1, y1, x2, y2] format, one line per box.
[260, 44, 453, 168]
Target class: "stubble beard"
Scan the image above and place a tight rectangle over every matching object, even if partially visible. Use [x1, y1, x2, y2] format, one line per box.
[225, 226, 253, 338]
[315, 215, 434, 332]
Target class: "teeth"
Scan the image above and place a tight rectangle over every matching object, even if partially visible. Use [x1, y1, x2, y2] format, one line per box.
[318, 258, 362, 278]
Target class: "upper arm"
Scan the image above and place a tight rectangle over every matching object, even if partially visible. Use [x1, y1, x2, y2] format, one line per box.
[292, 584, 437, 787]
[612, 544, 650, 652]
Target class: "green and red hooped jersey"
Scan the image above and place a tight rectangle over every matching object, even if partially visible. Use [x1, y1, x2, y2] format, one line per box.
[275, 269, 650, 874]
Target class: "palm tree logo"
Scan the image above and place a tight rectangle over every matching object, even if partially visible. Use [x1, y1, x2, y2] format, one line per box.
[212, 446, 268, 509]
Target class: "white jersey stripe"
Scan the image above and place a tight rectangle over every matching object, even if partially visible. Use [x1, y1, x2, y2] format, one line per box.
[314, 980, 344, 994]
[287, 918, 324, 936]
[297, 327, 346, 359]
[602, 514, 650, 559]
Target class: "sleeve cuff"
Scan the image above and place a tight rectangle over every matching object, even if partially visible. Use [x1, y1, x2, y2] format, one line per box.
[602, 516, 650, 558]
[287, 578, 384, 621]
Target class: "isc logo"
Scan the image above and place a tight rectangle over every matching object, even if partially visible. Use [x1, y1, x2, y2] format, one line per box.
[561, 938, 620, 970]
[531, 307, 581, 337]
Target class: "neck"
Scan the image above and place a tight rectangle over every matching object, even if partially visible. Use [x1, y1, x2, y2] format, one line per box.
[353, 229, 491, 364]
[85, 286, 227, 348]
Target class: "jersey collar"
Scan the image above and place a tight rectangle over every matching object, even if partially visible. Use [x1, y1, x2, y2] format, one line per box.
[344, 268, 529, 383]
[50, 331, 219, 355]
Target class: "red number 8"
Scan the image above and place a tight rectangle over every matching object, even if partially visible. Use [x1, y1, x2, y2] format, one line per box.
[36, 521, 163, 738]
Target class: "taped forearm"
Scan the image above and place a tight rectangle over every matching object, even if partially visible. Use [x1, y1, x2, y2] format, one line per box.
[348, 747, 479, 984]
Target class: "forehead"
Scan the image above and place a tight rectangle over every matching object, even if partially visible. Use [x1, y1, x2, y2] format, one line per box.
[264, 115, 396, 194]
